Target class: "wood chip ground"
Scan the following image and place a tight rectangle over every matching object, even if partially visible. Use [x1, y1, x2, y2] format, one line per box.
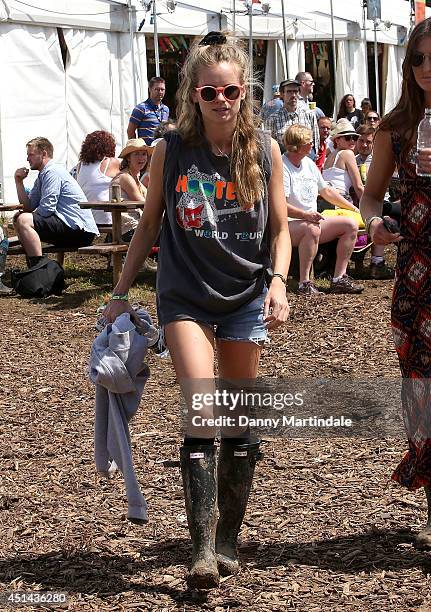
[1, 253, 430, 611]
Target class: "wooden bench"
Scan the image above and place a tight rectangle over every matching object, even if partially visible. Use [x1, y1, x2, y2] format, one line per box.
[2, 201, 149, 286]
[6, 227, 129, 286]
[6, 229, 158, 286]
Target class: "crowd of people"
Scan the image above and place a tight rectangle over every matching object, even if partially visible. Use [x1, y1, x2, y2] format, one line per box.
[260, 70, 400, 283]
[8, 75, 173, 275]
[8, 49, 396, 290]
[5, 18, 431, 593]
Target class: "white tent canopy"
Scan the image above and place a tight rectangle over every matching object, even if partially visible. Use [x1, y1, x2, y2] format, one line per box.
[0, 0, 131, 31]
[0, 0, 418, 201]
[0, 0, 146, 202]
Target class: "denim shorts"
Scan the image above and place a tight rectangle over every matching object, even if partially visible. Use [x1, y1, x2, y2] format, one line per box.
[202, 288, 268, 344]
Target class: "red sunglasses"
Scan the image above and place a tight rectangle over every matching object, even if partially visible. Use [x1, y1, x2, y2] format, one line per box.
[195, 83, 244, 102]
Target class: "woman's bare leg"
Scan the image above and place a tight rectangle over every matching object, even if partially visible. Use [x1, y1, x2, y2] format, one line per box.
[288, 220, 320, 282]
[319, 217, 358, 278]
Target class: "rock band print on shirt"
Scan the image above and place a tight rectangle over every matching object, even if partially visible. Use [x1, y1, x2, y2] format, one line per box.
[175, 164, 245, 231]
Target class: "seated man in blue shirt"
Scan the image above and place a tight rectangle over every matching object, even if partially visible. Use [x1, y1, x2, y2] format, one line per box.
[14, 137, 98, 267]
[127, 76, 170, 145]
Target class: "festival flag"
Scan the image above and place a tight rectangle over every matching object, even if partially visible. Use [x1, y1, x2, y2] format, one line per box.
[169, 36, 180, 50]
[163, 37, 175, 52]
[158, 37, 168, 52]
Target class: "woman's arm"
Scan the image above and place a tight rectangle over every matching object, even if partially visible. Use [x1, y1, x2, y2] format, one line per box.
[287, 202, 324, 223]
[265, 139, 291, 329]
[103, 141, 167, 321]
[360, 130, 400, 244]
[116, 173, 146, 201]
[319, 185, 359, 212]
[342, 150, 364, 200]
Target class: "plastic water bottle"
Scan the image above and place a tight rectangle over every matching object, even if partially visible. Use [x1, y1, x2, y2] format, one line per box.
[416, 108, 431, 177]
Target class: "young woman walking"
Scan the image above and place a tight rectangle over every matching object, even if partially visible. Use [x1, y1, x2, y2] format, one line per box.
[104, 31, 290, 588]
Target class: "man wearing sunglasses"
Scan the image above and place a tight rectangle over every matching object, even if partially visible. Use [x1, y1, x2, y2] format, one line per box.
[264, 79, 320, 156]
[295, 71, 324, 119]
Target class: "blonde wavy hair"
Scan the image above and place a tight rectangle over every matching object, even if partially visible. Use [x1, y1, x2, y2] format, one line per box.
[176, 32, 263, 211]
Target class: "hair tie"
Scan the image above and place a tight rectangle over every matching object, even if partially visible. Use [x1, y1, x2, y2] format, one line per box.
[199, 31, 227, 46]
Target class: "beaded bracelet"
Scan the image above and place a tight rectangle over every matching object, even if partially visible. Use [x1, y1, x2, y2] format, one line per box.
[110, 293, 129, 301]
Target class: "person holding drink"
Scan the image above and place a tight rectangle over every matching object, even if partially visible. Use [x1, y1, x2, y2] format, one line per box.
[360, 17, 431, 548]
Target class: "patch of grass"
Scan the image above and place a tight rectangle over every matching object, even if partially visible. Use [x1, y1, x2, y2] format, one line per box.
[57, 255, 158, 312]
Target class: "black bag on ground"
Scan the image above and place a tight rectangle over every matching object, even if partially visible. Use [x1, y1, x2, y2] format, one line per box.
[11, 257, 65, 297]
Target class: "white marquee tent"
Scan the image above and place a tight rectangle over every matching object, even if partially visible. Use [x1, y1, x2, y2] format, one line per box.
[0, 0, 426, 202]
[0, 0, 148, 202]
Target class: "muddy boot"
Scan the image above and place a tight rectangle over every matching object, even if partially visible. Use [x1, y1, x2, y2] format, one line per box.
[416, 486, 431, 549]
[216, 439, 262, 575]
[180, 445, 219, 589]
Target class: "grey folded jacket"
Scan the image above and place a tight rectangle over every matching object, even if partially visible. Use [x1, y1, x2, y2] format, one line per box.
[89, 310, 151, 524]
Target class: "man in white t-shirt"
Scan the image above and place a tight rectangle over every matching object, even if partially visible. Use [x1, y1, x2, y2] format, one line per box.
[282, 124, 364, 295]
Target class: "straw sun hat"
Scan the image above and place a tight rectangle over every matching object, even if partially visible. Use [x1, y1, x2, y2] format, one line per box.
[118, 138, 156, 158]
[330, 118, 357, 140]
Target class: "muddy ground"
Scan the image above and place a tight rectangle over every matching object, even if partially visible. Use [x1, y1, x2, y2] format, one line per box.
[1, 253, 431, 611]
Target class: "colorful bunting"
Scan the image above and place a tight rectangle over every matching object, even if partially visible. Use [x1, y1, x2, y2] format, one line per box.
[169, 36, 180, 50]
[157, 35, 190, 53]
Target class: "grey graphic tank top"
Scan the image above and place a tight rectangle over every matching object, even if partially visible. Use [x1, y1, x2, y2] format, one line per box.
[157, 130, 272, 325]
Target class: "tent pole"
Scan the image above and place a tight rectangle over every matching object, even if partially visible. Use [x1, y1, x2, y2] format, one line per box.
[362, 0, 369, 98]
[128, 0, 138, 105]
[281, 0, 288, 78]
[330, 0, 337, 111]
[153, 0, 160, 77]
[374, 19, 380, 114]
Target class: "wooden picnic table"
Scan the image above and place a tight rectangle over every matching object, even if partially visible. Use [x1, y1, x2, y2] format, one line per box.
[80, 200, 145, 285]
[2, 200, 145, 286]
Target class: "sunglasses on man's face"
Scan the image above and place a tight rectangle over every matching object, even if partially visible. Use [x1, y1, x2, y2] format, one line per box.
[411, 51, 431, 67]
[195, 84, 243, 102]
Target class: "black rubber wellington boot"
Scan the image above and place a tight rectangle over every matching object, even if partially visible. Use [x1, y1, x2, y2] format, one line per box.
[180, 445, 219, 589]
[216, 439, 262, 575]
